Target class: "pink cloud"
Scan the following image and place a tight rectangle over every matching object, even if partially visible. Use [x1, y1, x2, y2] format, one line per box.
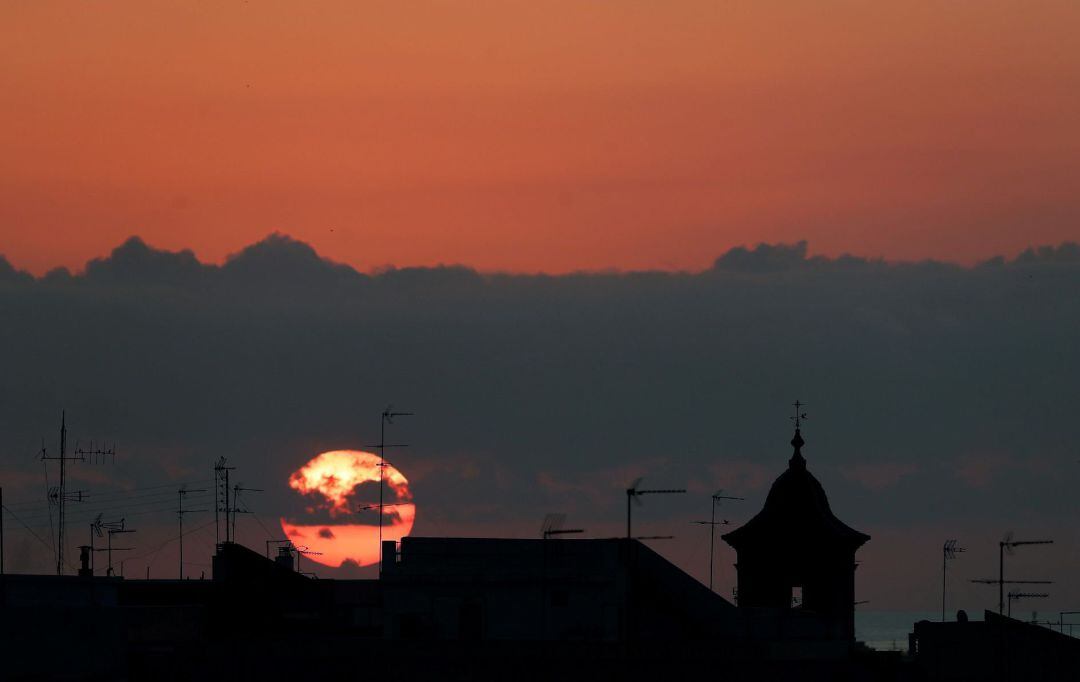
[0, 469, 45, 489]
[840, 462, 919, 490]
[536, 459, 670, 507]
[954, 453, 1012, 488]
[705, 459, 773, 494]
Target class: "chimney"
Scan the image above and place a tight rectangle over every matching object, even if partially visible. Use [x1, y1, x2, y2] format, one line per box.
[275, 545, 295, 572]
[78, 545, 93, 577]
[381, 540, 398, 575]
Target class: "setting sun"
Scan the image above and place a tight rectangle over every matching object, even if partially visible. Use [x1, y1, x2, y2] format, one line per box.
[280, 450, 415, 568]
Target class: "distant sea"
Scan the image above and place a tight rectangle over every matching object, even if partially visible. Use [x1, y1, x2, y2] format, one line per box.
[855, 611, 942, 651]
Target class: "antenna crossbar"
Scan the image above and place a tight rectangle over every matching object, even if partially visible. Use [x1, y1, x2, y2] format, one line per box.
[625, 480, 685, 539]
[543, 529, 584, 538]
[1007, 591, 1050, 618]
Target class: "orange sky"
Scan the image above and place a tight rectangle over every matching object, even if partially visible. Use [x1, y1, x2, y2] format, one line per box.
[2, 1, 1079, 275]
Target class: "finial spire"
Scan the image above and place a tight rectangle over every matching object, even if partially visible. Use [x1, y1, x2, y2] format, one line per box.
[790, 400, 807, 429]
[789, 400, 807, 468]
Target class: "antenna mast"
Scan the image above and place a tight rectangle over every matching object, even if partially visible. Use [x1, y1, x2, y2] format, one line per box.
[41, 411, 115, 575]
[366, 405, 412, 575]
[692, 490, 742, 592]
[942, 540, 965, 621]
[213, 458, 235, 545]
[178, 487, 208, 579]
[230, 484, 262, 542]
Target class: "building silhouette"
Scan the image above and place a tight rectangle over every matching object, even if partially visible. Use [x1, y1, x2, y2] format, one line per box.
[911, 611, 1080, 681]
[6, 418, 1080, 680]
[723, 425, 870, 640]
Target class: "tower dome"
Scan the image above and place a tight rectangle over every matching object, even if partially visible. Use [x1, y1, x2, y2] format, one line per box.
[723, 427, 869, 553]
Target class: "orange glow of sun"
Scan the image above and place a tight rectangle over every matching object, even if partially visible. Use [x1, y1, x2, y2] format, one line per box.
[280, 450, 415, 568]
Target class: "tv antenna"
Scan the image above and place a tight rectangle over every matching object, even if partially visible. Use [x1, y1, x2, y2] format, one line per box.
[40, 411, 115, 575]
[1008, 592, 1049, 619]
[90, 516, 134, 576]
[540, 513, 584, 539]
[625, 478, 685, 539]
[942, 540, 965, 621]
[298, 544, 321, 574]
[106, 526, 135, 576]
[213, 457, 235, 545]
[692, 490, 742, 592]
[365, 405, 412, 575]
[969, 532, 1054, 614]
[178, 487, 208, 579]
[230, 484, 262, 542]
[998, 533, 1054, 614]
[87, 514, 111, 575]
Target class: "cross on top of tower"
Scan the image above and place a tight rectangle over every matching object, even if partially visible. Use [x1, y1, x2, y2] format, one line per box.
[788, 400, 808, 468]
[790, 400, 808, 429]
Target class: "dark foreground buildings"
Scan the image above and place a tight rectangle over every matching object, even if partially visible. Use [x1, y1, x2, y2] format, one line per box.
[2, 427, 1077, 680]
[911, 611, 1080, 681]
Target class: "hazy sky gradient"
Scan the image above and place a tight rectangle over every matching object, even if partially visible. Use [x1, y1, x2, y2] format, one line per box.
[3, 1, 1079, 274]
[3, 0, 1080, 615]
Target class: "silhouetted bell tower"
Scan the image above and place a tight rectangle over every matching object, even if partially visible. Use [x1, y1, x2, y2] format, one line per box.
[722, 406, 869, 640]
